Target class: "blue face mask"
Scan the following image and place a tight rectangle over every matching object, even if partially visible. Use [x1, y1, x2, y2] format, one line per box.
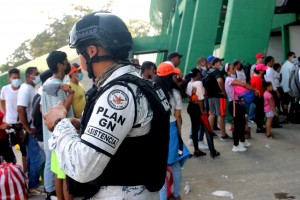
[11, 79, 22, 88]
[219, 66, 224, 71]
[33, 75, 41, 85]
[77, 73, 83, 81]
[230, 74, 236, 78]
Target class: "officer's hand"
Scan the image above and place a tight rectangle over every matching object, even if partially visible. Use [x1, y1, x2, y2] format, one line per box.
[70, 118, 81, 130]
[43, 101, 67, 131]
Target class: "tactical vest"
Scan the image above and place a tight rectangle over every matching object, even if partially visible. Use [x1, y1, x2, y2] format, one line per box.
[67, 74, 170, 198]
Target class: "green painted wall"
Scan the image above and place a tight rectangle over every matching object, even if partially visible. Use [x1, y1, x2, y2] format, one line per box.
[184, 0, 223, 74]
[219, 0, 275, 64]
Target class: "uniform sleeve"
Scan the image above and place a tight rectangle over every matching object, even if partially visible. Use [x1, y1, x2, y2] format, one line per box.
[51, 85, 135, 183]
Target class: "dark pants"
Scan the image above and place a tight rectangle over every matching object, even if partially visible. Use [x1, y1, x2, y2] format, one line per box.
[187, 102, 201, 152]
[254, 96, 265, 130]
[228, 101, 246, 146]
[0, 138, 16, 163]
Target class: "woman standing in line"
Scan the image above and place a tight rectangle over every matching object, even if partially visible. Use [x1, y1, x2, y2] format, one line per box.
[155, 61, 190, 200]
[225, 64, 260, 152]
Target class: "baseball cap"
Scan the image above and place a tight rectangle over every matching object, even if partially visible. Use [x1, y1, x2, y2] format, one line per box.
[211, 57, 224, 65]
[167, 52, 183, 60]
[255, 63, 268, 71]
[68, 63, 82, 75]
[207, 55, 215, 63]
[189, 67, 200, 77]
[255, 53, 264, 59]
[157, 61, 181, 76]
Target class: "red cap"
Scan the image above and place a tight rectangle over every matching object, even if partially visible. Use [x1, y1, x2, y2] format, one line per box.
[255, 53, 264, 59]
[255, 63, 268, 71]
[157, 61, 181, 76]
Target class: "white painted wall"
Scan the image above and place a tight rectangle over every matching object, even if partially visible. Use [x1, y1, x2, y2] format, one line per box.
[267, 36, 283, 64]
[289, 25, 300, 57]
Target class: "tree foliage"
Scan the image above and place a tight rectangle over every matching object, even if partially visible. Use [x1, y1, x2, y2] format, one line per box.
[0, 2, 154, 72]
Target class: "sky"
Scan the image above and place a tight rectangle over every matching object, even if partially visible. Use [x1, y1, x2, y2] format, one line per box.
[0, 0, 150, 65]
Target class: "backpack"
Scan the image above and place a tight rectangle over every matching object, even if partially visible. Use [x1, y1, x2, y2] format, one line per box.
[288, 67, 300, 98]
[31, 94, 43, 140]
[67, 74, 171, 198]
[201, 69, 214, 89]
[234, 85, 255, 107]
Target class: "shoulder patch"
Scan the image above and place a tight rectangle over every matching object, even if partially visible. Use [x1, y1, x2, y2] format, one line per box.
[107, 89, 129, 110]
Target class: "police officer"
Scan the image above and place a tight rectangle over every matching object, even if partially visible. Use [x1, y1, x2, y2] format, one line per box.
[44, 12, 167, 199]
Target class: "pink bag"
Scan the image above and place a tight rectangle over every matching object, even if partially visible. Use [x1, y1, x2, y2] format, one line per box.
[0, 162, 28, 200]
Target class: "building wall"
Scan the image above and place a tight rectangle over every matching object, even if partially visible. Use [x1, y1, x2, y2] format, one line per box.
[289, 25, 300, 57]
[267, 36, 283, 64]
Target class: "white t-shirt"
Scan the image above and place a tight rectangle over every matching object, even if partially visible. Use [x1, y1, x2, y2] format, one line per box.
[17, 83, 37, 128]
[0, 84, 19, 123]
[169, 89, 183, 122]
[49, 65, 156, 199]
[265, 66, 277, 91]
[186, 80, 205, 101]
[236, 69, 246, 83]
[273, 71, 280, 88]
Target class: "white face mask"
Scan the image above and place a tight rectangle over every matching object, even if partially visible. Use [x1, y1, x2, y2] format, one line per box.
[11, 79, 22, 88]
[32, 75, 41, 85]
[292, 57, 298, 65]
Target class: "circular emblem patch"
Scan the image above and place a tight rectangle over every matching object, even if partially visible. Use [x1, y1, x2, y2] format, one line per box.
[107, 89, 129, 110]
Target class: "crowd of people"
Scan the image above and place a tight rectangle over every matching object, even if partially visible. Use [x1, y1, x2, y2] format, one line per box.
[0, 11, 299, 200]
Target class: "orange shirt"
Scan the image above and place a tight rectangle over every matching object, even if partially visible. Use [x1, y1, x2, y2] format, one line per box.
[250, 75, 264, 96]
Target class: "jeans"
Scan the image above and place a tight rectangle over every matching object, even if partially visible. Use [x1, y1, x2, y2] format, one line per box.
[159, 161, 182, 199]
[248, 103, 256, 120]
[44, 149, 55, 192]
[189, 125, 205, 141]
[26, 134, 45, 189]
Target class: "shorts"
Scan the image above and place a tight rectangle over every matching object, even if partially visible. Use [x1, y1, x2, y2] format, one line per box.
[208, 98, 226, 116]
[282, 92, 292, 105]
[51, 151, 66, 179]
[266, 111, 274, 118]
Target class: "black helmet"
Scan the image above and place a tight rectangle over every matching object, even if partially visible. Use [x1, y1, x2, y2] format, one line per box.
[69, 12, 133, 59]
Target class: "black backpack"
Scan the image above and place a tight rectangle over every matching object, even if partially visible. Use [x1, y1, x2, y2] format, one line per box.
[67, 74, 171, 198]
[31, 94, 43, 141]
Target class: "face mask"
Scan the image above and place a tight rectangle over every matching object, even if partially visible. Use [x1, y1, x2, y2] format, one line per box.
[33, 75, 41, 85]
[77, 73, 83, 81]
[292, 57, 298, 64]
[63, 76, 70, 84]
[11, 79, 22, 88]
[230, 74, 236, 78]
[219, 66, 224, 71]
[64, 63, 71, 74]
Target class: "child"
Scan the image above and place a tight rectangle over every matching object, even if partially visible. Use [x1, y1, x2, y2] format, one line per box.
[263, 81, 277, 138]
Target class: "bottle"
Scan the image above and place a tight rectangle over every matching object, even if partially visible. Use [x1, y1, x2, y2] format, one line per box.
[184, 181, 191, 194]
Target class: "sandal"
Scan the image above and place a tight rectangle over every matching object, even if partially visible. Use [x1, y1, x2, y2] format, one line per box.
[266, 134, 274, 139]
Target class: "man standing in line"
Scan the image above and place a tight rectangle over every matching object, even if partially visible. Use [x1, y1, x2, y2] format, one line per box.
[17, 66, 45, 195]
[280, 51, 297, 124]
[207, 58, 231, 141]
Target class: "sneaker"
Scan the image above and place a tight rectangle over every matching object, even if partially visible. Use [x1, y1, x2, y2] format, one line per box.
[198, 141, 209, 150]
[220, 134, 232, 141]
[232, 144, 247, 152]
[194, 150, 207, 157]
[45, 191, 57, 200]
[212, 132, 218, 137]
[29, 188, 44, 195]
[243, 140, 252, 147]
[188, 139, 193, 146]
[256, 128, 266, 133]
